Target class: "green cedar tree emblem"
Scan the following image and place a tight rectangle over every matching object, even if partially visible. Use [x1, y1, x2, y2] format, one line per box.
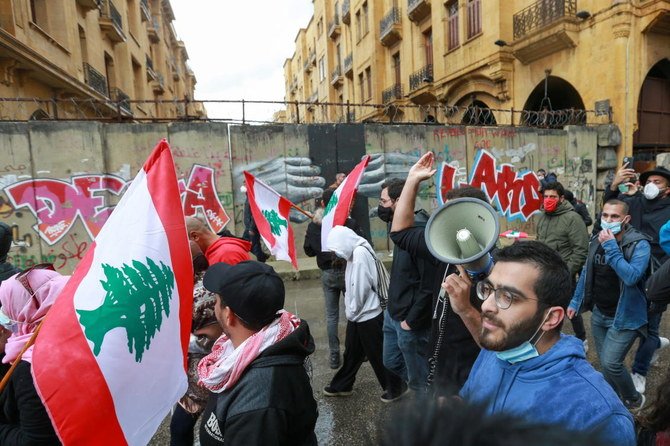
[262, 209, 287, 236]
[76, 257, 175, 363]
[324, 193, 338, 215]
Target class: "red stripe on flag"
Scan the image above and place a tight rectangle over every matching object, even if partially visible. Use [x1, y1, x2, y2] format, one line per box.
[145, 140, 193, 370]
[333, 155, 370, 227]
[244, 171, 276, 246]
[33, 241, 129, 446]
[278, 196, 298, 269]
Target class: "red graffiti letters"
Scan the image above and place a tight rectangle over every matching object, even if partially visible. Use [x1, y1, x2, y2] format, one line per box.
[436, 149, 542, 221]
[179, 165, 229, 233]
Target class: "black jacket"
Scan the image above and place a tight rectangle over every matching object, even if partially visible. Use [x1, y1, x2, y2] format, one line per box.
[647, 258, 670, 305]
[390, 224, 481, 395]
[603, 189, 670, 264]
[386, 210, 437, 330]
[0, 263, 19, 284]
[303, 215, 363, 271]
[199, 321, 318, 446]
[0, 361, 61, 445]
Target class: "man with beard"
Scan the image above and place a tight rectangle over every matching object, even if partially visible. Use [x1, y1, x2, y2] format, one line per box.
[197, 261, 318, 445]
[459, 241, 635, 446]
[378, 178, 436, 394]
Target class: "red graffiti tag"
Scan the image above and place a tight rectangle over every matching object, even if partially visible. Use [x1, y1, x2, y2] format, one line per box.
[179, 164, 230, 233]
[436, 149, 542, 221]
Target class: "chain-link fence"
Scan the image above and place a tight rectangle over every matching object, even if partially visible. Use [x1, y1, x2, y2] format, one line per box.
[0, 97, 612, 127]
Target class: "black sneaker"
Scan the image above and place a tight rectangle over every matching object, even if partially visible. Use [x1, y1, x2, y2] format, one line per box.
[323, 386, 353, 397]
[380, 384, 409, 403]
[329, 352, 341, 369]
[624, 393, 646, 412]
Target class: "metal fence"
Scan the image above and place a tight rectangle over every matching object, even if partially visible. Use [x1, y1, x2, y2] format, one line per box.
[0, 97, 613, 127]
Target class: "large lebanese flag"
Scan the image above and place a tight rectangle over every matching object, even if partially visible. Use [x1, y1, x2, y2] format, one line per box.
[244, 171, 298, 269]
[321, 155, 370, 251]
[32, 140, 192, 445]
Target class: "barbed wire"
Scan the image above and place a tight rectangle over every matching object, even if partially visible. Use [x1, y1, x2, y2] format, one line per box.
[0, 97, 612, 127]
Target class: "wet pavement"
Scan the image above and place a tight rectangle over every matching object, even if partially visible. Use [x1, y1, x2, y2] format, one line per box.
[149, 273, 670, 445]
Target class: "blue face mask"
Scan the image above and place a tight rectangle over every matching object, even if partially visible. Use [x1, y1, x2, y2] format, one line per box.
[600, 220, 623, 235]
[495, 312, 550, 364]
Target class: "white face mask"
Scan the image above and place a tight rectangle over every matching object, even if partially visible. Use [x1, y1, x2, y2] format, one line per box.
[644, 183, 661, 200]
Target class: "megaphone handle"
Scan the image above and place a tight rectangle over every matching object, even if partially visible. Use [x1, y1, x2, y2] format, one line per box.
[433, 266, 451, 320]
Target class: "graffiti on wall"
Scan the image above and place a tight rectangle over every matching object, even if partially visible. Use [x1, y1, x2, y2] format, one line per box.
[3, 164, 230, 246]
[437, 149, 543, 221]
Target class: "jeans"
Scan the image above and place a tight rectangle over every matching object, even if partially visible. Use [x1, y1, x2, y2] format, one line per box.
[382, 310, 430, 391]
[170, 404, 200, 446]
[321, 268, 345, 356]
[591, 307, 640, 402]
[632, 310, 664, 376]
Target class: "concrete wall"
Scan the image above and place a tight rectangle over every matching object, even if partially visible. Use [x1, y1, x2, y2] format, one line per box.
[0, 121, 600, 273]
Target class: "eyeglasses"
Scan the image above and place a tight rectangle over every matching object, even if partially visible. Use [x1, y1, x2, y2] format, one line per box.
[15, 263, 55, 308]
[476, 280, 539, 310]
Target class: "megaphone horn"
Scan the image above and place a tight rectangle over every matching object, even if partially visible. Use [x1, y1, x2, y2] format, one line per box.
[424, 197, 500, 274]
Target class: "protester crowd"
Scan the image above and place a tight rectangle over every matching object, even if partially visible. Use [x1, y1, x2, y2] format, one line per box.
[0, 156, 668, 446]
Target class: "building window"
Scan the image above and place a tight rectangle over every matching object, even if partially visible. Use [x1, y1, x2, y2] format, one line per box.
[358, 72, 365, 102]
[467, 0, 481, 38]
[319, 56, 326, 82]
[424, 29, 433, 66]
[447, 1, 459, 50]
[393, 52, 401, 85]
[317, 18, 323, 36]
[362, 1, 369, 35]
[29, 0, 47, 28]
[355, 10, 362, 41]
[365, 67, 372, 100]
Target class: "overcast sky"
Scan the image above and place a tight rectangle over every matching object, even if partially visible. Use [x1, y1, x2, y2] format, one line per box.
[170, 1, 314, 123]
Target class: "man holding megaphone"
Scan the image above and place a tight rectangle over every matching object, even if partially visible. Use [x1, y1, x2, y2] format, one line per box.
[390, 152, 497, 397]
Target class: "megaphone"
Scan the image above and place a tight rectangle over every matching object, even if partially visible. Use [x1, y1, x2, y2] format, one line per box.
[424, 198, 500, 274]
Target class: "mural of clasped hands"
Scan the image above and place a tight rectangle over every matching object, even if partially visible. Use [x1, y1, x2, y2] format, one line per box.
[234, 157, 326, 223]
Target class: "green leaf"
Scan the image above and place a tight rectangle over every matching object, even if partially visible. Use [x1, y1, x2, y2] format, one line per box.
[262, 209, 288, 236]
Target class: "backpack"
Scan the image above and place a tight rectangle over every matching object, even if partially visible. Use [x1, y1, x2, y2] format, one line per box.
[364, 246, 389, 310]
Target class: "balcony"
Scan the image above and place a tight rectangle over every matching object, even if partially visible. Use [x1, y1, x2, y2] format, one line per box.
[328, 14, 341, 39]
[408, 64, 435, 104]
[84, 63, 108, 97]
[343, 53, 353, 77]
[170, 57, 180, 80]
[342, 0, 351, 24]
[147, 16, 160, 43]
[140, 0, 151, 22]
[152, 72, 165, 94]
[380, 7, 402, 47]
[512, 0, 579, 64]
[304, 49, 316, 72]
[76, 0, 99, 12]
[330, 65, 343, 87]
[98, 0, 126, 43]
[382, 83, 403, 104]
[408, 0, 431, 23]
[513, 0, 576, 39]
[111, 87, 132, 115]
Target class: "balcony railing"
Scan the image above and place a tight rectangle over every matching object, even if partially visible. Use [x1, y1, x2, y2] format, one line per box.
[152, 72, 165, 93]
[330, 65, 343, 86]
[342, 0, 351, 24]
[148, 16, 160, 43]
[380, 7, 402, 46]
[98, 0, 125, 42]
[140, 0, 150, 22]
[382, 83, 403, 104]
[328, 13, 341, 39]
[110, 87, 131, 114]
[409, 64, 433, 92]
[146, 55, 154, 73]
[343, 53, 353, 77]
[513, 0, 576, 39]
[84, 63, 108, 96]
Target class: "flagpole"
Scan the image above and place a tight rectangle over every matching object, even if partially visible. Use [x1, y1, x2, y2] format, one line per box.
[0, 320, 43, 393]
[291, 203, 313, 220]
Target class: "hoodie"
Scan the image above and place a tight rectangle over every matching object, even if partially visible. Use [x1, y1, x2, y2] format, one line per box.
[205, 236, 251, 265]
[326, 226, 381, 323]
[460, 335, 635, 446]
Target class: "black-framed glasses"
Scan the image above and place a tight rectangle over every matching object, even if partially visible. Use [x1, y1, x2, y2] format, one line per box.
[15, 263, 55, 307]
[476, 280, 539, 310]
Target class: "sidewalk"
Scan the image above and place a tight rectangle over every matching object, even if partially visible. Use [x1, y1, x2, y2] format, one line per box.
[266, 250, 394, 281]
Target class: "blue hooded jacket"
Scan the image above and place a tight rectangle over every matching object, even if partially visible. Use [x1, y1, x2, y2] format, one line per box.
[460, 335, 635, 446]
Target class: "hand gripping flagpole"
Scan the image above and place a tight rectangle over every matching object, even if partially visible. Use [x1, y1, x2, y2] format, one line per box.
[290, 203, 314, 220]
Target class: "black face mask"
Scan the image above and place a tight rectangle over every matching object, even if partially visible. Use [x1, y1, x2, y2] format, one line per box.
[193, 253, 209, 275]
[377, 205, 394, 223]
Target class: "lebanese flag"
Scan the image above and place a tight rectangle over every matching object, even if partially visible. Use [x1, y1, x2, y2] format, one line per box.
[32, 140, 192, 445]
[244, 171, 298, 269]
[321, 155, 370, 251]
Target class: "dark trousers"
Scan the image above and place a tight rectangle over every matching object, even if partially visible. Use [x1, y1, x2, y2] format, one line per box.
[169, 404, 200, 446]
[571, 313, 587, 340]
[329, 313, 404, 395]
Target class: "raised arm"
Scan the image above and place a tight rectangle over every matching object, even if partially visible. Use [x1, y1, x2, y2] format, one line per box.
[391, 152, 436, 233]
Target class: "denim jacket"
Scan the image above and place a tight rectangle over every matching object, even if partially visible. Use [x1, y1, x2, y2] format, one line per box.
[569, 227, 651, 330]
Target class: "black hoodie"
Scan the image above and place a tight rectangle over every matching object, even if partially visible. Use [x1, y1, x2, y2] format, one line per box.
[199, 320, 318, 446]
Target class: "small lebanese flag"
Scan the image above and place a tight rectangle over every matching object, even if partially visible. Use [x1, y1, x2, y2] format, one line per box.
[244, 171, 298, 269]
[500, 230, 529, 239]
[321, 155, 370, 252]
[32, 140, 192, 445]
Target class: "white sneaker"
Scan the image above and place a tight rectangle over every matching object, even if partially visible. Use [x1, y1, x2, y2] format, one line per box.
[582, 339, 589, 354]
[631, 372, 646, 394]
[650, 336, 669, 367]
